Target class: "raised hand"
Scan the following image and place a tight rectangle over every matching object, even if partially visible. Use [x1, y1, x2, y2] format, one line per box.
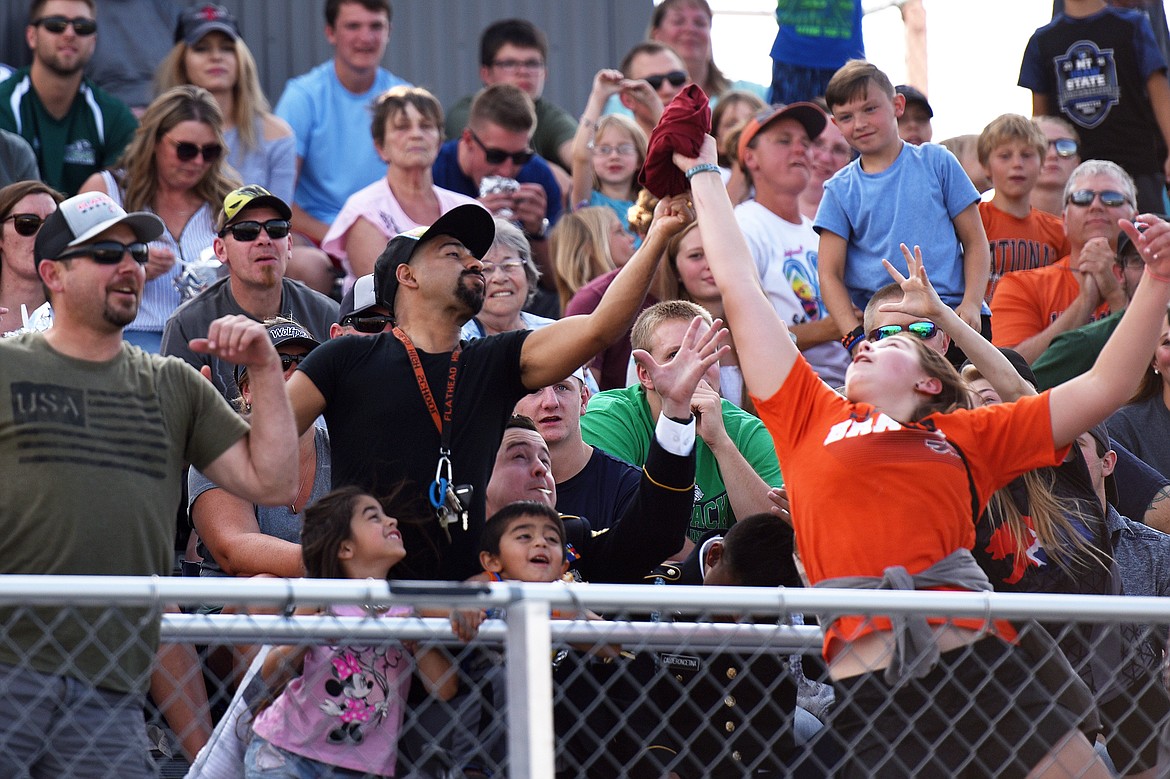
[878, 244, 947, 322]
[189, 314, 279, 374]
[1119, 214, 1170, 282]
[633, 316, 730, 421]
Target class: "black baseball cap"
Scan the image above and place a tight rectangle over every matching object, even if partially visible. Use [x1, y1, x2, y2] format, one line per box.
[896, 85, 933, 117]
[373, 204, 495, 312]
[175, 4, 240, 46]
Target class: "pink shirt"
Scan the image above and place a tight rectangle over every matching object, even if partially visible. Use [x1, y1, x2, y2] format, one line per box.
[252, 605, 413, 776]
[321, 178, 479, 293]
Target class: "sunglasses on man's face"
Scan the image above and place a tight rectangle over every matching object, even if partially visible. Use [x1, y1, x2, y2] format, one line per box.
[165, 136, 224, 164]
[58, 241, 149, 264]
[868, 321, 940, 342]
[33, 15, 97, 35]
[220, 219, 291, 242]
[1047, 138, 1078, 158]
[4, 213, 45, 237]
[468, 130, 534, 166]
[341, 314, 394, 333]
[644, 70, 688, 91]
[1065, 189, 1129, 208]
[279, 353, 307, 371]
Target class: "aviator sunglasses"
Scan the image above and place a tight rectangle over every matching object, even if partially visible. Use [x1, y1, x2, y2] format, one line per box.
[165, 136, 224, 163]
[33, 16, 97, 35]
[1065, 189, 1129, 208]
[1047, 138, 1078, 158]
[219, 219, 291, 241]
[57, 241, 149, 264]
[3, 214, 45, 237]
[868, 321, 940, 342]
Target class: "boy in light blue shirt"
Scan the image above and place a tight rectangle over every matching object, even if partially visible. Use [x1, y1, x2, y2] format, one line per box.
[814, 60, 990, 355]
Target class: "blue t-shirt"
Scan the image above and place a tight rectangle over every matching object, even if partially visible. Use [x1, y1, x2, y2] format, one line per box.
[275, 61, 410, 225]
[431, 139, 563, 224]
[770, 0, 865, 70]
[813, 141, 980, 310]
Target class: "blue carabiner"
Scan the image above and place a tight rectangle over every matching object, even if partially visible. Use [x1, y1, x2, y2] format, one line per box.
[429, 476, 448, 509]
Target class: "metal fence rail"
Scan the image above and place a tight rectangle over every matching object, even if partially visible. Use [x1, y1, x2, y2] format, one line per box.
[1, 576, 1168, 778]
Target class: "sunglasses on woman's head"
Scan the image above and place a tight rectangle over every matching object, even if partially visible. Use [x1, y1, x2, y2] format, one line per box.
[644, 70, 688, 90]
[868, 321, 939, 342]
[165, 136, 224, 163]
[3, 214, 45, 237]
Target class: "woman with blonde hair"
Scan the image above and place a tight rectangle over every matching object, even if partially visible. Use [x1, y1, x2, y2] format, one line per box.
[155, 3, 295, 202]
[550, 206, 625, 311]
[80, 84, 240, 351]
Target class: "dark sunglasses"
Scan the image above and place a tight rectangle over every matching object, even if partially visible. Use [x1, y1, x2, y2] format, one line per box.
[468, 130, 533, 166]
[33, 16, 97, 35]
[341, 313, 394, 333]
[644, 70, 688, 90]
[165, 136, 224, 163]
[4, 213, 45, 237]
[1066, 189, 1129, 208]
[1047, 138, 1078, 158]
[220, 219, 291, 241]
[57, 241, 149, 264]
[279, 353, 307, 371]
[868, 321, 939, 342]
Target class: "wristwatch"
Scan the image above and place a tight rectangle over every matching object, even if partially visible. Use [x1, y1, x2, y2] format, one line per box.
[525, 217, 550, 240]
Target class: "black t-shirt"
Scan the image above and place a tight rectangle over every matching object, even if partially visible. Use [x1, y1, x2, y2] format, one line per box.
[299, 329, 530, 580]
[556, 446, 640, 530]
[1019, 8, 1167, 174]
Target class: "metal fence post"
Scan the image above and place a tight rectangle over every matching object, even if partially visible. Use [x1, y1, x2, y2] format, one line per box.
[505, 596, 555, 779]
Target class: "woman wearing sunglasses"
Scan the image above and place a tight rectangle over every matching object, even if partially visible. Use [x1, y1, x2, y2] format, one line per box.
[676, 133, 1170, 775]
[0, 180, 63, 335]
[79, 84, 240, 351]
[647, 0, 767, 107]
[321, 86, 478, 294]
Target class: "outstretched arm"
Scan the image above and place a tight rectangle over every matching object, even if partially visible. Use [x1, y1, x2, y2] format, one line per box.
[677, 135, 799, 400]
[519, 195, 693, 389]
[881, 244, 1034, 401]
[1049, 216, 1170, 447]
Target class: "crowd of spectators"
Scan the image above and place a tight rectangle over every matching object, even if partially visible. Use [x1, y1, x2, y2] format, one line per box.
[6, 0, 1170, 777]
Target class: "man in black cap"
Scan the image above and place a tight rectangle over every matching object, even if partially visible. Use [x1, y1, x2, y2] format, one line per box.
[0, 190, 297, 776]
[330, 272, 393, 338]
[288, 197, 693, 580]
[161, 184, 339, 400]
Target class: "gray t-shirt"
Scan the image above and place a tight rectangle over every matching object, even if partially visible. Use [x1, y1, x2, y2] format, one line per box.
[0, 334, 247, 692]
[1108, 394, 1170, 479]
[189, 426, 331, 576]
[160, 276, 339, 400]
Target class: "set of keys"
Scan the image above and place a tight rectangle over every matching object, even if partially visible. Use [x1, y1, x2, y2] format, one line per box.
[436, 482, 472, 543]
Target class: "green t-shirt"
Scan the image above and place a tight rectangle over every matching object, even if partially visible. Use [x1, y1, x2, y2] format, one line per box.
[581, 384, 783, 543]
[0, 68, 137, 195]
[0, 335, 247, 692]
[1032, 310, 1123, 390]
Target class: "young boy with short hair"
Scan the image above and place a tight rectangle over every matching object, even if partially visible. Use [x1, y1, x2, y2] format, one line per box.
[478, 500, 570, 583]
[814, 60, 991, 355]
[977, 113, 1072, 303]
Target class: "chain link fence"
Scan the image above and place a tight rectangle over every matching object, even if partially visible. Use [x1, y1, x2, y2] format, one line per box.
[0, 576, 1168, 778]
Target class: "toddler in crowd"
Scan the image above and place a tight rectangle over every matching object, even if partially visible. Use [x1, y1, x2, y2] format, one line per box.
[247, 487, 455, 779]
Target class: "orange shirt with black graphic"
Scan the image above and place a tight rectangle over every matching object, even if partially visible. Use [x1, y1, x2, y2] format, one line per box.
[979, 200, 1070, 303]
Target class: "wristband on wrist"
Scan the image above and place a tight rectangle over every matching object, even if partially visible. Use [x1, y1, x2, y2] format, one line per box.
[685, 163, 720, 180]
[840, 325, 866, 353]
[1146, 266, 1170, 284]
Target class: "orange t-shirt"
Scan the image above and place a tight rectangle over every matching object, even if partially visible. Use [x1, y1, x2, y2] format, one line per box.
[753, 358, 1068, 657]
[979, 201, 1070, 303]
[989, 256, 1113, 348]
